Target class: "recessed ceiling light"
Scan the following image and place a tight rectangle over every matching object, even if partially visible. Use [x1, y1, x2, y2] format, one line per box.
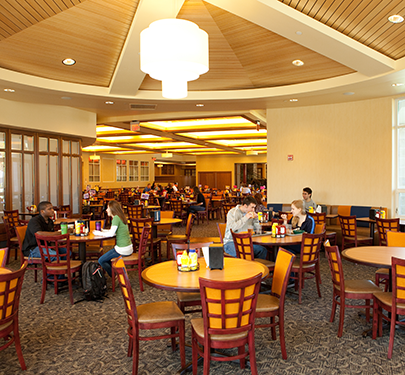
[105, 101, 114, 105]
[289, 98, 298, 102]
[4, 88, 15, 92]
[196, 104, 204, 107]
[343, 92, 355, 96]
[292, 60, 304, 66]
[392, 83, 404, 87]
[61, 96, 72, 100]
[62, 58, 76, 66]
[388, 15, 404, 23]
[296, 31, 302, 35]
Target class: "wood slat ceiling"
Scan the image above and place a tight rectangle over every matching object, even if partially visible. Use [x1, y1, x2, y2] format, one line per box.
[279, 0, 405, 60]
[0, 0, 139, 86]
[139, 0, 355, 91]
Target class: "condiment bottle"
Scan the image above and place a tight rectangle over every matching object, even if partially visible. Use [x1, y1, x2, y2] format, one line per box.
[75, 221, 81, 236]
[189, 249, 198, 271]
[180, 250, 190, 271]
[279, 225, 286, 238]
[271, 223, 278, 238]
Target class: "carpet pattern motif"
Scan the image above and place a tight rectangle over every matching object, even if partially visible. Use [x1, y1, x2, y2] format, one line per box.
[1, 218, 405, 374]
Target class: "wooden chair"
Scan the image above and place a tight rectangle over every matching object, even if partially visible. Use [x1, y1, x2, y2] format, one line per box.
[15, 225, 42, 282]
[231, 230, 275, 275]
[0, 261, 28, 370]
[194, 199, 209, 225]
[279, 211, 293, 221]
[85, 220, 105, 260]
[0, 247, 8, 267]
[156, 210, 174, 242]
[216, 223, 226, 244]
[166, 214, 195, 261]
[58, 205, 72, 218]
[376, 218, 400, 246]
[324, 244, 380, 337]
[171, 242, 212, 314]
[128, 218, 162, 263]
[169, 200, 187, 224]
[191, 273, 262, 375]
[338, 215, 373, 250]
[112, 257, 185, 375]
[223, 203, 236, 222]
[3, 210, 27, 263]
[111, 226, 151, 292]
[35, 233, 81, 305]
[376, 231, 405, 292]
[127, 205, 143, 219]
[372, 256, 405, 359]
[290, 232, 324, 304]
[255, 248, 295, 359]
[309, 212, 337, 245]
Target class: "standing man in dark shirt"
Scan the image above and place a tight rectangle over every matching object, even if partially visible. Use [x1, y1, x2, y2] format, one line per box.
[22, 201, 67, 260]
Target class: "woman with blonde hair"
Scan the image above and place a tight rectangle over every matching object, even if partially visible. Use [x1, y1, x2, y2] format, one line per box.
[94, 200, 133, 277]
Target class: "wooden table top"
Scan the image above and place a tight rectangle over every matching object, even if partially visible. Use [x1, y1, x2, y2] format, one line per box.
[253, 234, 303, 246]
[326, 214, 338, 219]
[69, 232, 116, 243]
[143, 205, 161, 210]
[189, 237, 221, 244]
[152, 218, 182, 226]
[142, 257, 269, 293]
[342, 246, 405, 268]
[356, 217, 376, 223]
[54, 218, 77, 225]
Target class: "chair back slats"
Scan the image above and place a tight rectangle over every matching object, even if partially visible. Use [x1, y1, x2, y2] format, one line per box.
[231, 231, 255, 261]
[3, 210, 20, 228]
[339, 215, 357, 237]
[272, 248, 295, 298]
[392, 257, 405, 305]
[35, 233, 71, 266]
[170, 200, 183, 217]
[376, 218, 400, 246]
[199, 273, 261, 334]
[309, 212, 326, 225]
[314, 223, 326, 235]
[300, 233, 322, 264]
[137, 226, 152, 258]
[0, 262, 27, 322]
[15, 226, 28, 265]
[386, 231, 405, 247]
[324, 245, 344, 289]
[0, 247, 9, 268]
[129, 218, 153, 242]
[127, 205, 143, 219]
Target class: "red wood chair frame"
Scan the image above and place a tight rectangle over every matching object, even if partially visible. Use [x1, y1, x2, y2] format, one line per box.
[127, 205, 143, 219]
[255, 248, 295, 359]
[0, 247, 8, 267]
[372, 256, 405, 359]
[338, 214, 373, 249]
[112, 257, 186, 375]
[195, 199, 209, 225]
[111, 226, 151, 292]
[223, 203, 236, 222]
[191, 273, 262, 375]
[0, 261, 28, 370]
[35, 233, 81, 305]
[309, 212, 337, 245]
[290, 232, 324, 304]
[376, 218, 399, 246]
[166, 214, 195, 261]
[325, 245, 380, 337]
[3, 210, 28, 263]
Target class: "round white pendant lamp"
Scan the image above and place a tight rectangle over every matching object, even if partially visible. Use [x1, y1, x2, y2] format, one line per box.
[140, 19, 209, 99]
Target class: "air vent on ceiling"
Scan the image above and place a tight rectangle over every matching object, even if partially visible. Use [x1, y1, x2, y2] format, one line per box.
[129, 103, 157, 110]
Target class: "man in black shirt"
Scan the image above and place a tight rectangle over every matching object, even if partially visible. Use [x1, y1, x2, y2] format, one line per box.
[22, 201, 67, 261]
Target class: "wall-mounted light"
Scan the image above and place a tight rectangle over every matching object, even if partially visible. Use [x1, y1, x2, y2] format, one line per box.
[157, 164, 163, 168]
[161, 152, 173, 158]
[89, 154, 100, 161]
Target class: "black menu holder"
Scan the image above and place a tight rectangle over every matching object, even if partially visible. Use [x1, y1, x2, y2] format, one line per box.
[208, 243, 224, 270]
[369, 208, 377, 220]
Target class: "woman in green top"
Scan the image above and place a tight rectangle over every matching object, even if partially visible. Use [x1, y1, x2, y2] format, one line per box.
[95, 200, 133, 277]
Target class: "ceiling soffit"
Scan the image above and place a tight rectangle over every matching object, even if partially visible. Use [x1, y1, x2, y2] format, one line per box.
[0, 0, 139, 86]
[279, 0, 405, 60]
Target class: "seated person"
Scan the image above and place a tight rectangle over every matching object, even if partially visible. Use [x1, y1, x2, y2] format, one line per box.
[188, 186, 205, 214]
[22, 201, 68, 279]
[223, 196, 267, 259]
[302, 187, 316, 212]
[254, 193, 266, 213]
[143, 183, 152, 193]
[240, 184, 251, 195]
[281, 200, 315, 254]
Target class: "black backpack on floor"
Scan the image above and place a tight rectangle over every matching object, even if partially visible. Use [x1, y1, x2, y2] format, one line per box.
[82, 261, 107, 301]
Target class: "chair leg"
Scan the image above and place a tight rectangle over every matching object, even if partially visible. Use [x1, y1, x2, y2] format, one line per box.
[298, 272, 303, 304]
[330, 293, 337, 323]
[270, 317, 276, 340]
[40, 273, 47, 304]
[238, 345, 246, 369]
[203, 344, 210, 375]
[179, 320, 186, 368]
[68, 273, 74, 305]
[365, 299, 370, 323]
[192, 329, 198, 375]
[372, 299, 378, 340]
[132, 336, 139, 375]
[248, 332, 258, 375]
[138, 263, 144, 292]
[388, 313, 396, 359]
[279, 314, 287, 360]
[315, 269, 322, 298]
[337, 299, 345, 338]
[112, 267, 116, 292]
[13, 323, 27, 370]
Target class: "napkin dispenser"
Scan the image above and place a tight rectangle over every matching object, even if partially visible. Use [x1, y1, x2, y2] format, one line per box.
[151, 209, 161, 222]
[206, 243, 224, 270]
[369, 208, 377, 220]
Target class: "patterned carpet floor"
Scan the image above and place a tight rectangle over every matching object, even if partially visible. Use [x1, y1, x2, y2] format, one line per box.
[2, 218, 405, 374]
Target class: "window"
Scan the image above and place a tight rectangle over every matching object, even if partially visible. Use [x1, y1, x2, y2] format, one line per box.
[129, 160, 138, 181]
[184, 169, 196, 176]
[117, 159, 127, 182]
[395, 99, 405, 216]
[89, 158, 100, 182]
[140, 161, 149, 181]
[162, 164, 174, 175]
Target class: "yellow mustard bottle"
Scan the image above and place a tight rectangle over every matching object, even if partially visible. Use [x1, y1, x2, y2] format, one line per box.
[180, 250, 190, 271]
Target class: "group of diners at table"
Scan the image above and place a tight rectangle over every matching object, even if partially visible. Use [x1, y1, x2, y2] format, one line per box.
[2, 184, 405, 374]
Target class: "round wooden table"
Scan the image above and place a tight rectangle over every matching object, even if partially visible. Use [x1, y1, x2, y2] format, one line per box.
[252, 234, 303, 246]
[342, 246, 405, 268]
[69, 232, 116, 263]
[142, 257, 269, 293]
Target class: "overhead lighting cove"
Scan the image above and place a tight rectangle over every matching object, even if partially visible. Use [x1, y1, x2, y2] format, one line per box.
[140, 19, 209, 99]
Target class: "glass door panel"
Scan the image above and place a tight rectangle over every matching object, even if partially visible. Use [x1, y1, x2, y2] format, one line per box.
[63, 156, 71, 205]
[11, 152, 22, 211]
[49, 155, 59, 206]
[24, 154, 34, 209]
[39, 155, 49, 201]
[71, 157, 80, 214]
